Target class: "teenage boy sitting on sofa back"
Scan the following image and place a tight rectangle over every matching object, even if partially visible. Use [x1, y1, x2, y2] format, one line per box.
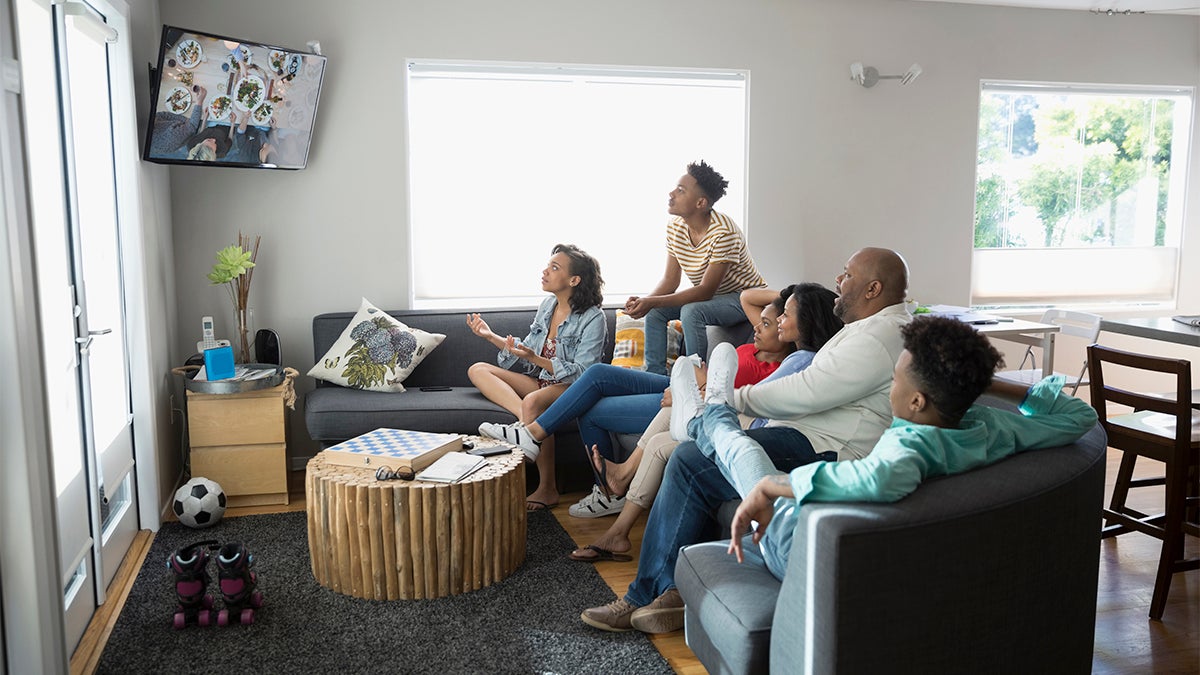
[721, 315, 1099, 584]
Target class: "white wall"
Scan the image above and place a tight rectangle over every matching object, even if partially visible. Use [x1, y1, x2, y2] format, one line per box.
[121, 0, 183, 525]
[155, 0, 1200, 462]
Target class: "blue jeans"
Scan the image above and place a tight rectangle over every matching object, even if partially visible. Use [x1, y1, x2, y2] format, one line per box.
[643, 291, 748, 375]
[534, 364, 668, 457]
[623, 427, 836, 607]
[689, 403, 808, 498]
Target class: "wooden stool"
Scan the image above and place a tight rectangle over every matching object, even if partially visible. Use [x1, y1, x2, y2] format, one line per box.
[306, 444, 526, 600]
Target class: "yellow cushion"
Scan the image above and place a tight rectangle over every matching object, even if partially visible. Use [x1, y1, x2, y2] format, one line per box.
[612, 309, 683, 370]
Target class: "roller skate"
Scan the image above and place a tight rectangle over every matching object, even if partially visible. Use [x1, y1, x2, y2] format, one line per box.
[216, 542, 264, 626]
[167, 540, 219, 629]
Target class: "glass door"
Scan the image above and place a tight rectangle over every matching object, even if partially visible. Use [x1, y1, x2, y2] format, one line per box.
[57, 0, 138, 597]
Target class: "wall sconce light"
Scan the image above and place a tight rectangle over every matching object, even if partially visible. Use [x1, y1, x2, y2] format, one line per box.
[850, 62, 922, 88]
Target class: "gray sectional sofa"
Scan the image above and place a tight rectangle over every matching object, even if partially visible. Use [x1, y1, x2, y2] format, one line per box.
[674, 394, 1108, 674]
[305, 307, 619, 493]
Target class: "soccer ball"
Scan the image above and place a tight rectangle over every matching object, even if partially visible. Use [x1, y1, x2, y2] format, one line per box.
[173, 477, 227, 529]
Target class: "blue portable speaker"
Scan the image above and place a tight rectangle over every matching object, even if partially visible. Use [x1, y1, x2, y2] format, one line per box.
[203, 345, 236, 380]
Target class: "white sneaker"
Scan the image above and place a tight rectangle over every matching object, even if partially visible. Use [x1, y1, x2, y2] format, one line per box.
[705, 342, 738, 407]
[568, 485, 626, 518]
[477, 421, 540, 462]
[669, 356, 704, 441]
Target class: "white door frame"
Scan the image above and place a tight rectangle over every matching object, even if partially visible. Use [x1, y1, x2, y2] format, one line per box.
[0, 0, 71, 669]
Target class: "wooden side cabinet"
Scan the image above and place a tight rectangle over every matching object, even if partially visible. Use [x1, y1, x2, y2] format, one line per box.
[186, 383, 289, 507]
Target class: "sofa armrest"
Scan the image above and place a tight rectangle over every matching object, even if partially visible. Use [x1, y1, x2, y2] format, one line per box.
[771, 423, 1105, 674]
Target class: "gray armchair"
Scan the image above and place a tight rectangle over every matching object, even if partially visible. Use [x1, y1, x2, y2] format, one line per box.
[675, 397, 1107, 674]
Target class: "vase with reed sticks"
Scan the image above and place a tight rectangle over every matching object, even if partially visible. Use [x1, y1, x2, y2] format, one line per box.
[208, 233, 260, 363]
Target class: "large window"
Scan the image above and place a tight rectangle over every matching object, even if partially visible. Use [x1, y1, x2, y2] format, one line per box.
[972, 81, 1192, 307]
[407, 61, 748, 307]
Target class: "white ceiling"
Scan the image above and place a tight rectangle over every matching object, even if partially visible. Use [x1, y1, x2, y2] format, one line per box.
[909, 0, 1200, 16]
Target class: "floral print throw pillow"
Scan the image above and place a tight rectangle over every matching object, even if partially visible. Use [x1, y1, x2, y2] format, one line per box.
[307, 298, 445, 392]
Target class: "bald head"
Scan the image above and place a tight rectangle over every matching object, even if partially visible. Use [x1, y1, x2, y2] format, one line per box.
[833, 247, 909, 323]
[857, 247, 909, 304]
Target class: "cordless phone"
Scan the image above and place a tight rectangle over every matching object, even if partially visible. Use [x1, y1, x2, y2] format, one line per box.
[197, 316, 231, 352]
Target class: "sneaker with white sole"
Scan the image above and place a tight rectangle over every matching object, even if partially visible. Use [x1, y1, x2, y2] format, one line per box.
[568, 485, 625, 518]
[705, 342, 738, 407]
[477, 421, 541, 462]
[669, 356, 704, 442]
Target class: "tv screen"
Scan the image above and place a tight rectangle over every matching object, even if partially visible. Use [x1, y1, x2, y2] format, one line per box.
[143, 25, 327, 170]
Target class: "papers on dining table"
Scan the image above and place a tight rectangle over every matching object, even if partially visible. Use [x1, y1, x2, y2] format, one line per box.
[920, 304, 1005, 325]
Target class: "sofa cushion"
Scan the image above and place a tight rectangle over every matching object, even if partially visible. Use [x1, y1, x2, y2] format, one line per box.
[307, 298, 445, 392]
[305, 386, 515, 443]
[676, 541, 778, 675]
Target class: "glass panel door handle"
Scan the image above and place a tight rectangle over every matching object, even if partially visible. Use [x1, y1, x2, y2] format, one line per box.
[75, 328, 111, 355]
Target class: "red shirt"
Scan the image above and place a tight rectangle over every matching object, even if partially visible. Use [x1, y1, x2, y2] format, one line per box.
[735, 342, 784, 388]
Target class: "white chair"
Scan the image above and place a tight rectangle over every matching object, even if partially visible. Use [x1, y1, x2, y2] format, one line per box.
[994, 309, 1102, 395]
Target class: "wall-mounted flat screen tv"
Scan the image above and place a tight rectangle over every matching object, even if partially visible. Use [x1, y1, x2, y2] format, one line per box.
[143, 25, 327, 169]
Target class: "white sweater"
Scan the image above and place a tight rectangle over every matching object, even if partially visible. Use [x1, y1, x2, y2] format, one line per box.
[732, 303, 911, 460]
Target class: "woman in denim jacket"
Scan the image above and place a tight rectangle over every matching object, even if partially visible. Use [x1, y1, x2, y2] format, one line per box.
[468, 243, 606, 510]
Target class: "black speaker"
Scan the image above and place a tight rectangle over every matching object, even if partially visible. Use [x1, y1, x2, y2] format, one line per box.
[255, 329, 281, 365]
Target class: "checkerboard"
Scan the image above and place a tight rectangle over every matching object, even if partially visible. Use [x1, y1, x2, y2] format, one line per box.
[323, 428, 463, 472]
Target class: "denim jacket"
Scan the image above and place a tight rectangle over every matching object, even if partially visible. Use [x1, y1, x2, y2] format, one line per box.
[497, 296, 606, 384]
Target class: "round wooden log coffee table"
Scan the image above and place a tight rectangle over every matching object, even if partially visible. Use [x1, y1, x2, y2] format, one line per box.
[306, 442, 526, 600]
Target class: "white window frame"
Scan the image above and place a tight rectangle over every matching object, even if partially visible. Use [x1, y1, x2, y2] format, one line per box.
[970, 80, 1194, 310]
[405, 59, 750, 309]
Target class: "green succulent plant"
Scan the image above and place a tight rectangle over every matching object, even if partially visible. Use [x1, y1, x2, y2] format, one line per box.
[207, 244, 256, 285]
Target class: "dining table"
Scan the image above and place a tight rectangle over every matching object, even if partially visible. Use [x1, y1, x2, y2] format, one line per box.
[1099, 316, 1200, 349]
[921, 305, 1061, 378]
[1100, 316, 1200, 406]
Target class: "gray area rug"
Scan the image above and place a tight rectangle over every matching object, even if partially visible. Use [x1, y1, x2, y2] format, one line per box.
[98, 510, 671, 674]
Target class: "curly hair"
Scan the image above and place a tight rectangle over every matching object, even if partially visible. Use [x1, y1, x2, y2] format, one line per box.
[553, 243, 604, 313]
[901, 316, 1004, 424]
[686, 160, 728, 205]
[788, 282, 843, 352]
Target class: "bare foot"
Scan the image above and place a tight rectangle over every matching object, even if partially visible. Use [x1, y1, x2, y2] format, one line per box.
[590, 446, 634, 498]
[588, 530, 632, 556]
[604, 455, 637, 496]
[525, 488, 559, 511]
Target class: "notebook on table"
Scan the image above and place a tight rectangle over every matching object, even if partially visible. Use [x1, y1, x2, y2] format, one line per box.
[414, 452, 487, 483]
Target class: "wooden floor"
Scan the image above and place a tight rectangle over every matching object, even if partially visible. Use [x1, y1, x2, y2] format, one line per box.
[73, 449, 1198, 674]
